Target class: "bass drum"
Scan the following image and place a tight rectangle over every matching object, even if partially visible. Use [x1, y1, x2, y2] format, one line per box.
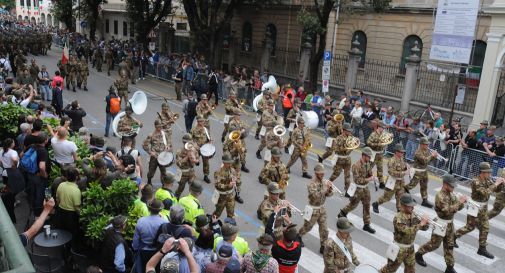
[157, 151, 174, 167]
[301, 110, 319, 129]
[200, 143, 216, 158]
[354, 264, 380, 273]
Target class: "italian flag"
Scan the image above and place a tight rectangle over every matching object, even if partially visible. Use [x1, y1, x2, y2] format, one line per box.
[61, 42, 69, 65]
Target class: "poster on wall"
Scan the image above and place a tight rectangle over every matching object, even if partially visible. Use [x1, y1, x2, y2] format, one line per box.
[429, 0, 479, 64]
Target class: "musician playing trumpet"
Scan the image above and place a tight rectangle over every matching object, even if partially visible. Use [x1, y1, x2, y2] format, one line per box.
[195, 94, 213, 130]
[256, 99, 279, 159]
[221, 91, 242, 142]
[226, 110, 250, 173]
[142, 120, 171, 185]
[264, 125, 285, 166]
[298, 164, 334, 254]
[117, 105, 143, 147]
[213, 153, 238, 218]
[174, 134, 199, 198]
[259, 147, 289, 199]
[454, 162, 505, 259]
[258, 183, 292, 239]
[415, 174, 468, 273]
[191, 116, 213, 184]
[328, 123, 354, 190]
[286, 118, 312, 179]
[404, 137, 439, 208]
[157, 102, 178, 145]
[366, 120, 388, 188]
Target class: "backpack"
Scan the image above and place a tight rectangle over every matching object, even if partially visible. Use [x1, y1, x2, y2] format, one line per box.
[20, 147, 38, 174]
[109, 97, 120, 114]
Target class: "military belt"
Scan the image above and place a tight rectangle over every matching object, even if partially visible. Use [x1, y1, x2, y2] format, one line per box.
[355, 184, 368, 189]
[412, 168, 426, 172]
[216, 189, 234, 195]
[309, 205, 322, 209]
[436, 218, 453, 224]
[394, 241, 413, 248]
[180, 168, 193, 173]
[336, 154, 350, 158]
[471, 199, 487, 208]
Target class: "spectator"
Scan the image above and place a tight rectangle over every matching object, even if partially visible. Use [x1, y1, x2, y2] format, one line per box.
[24, 132, 50, 216]
[38, 65, 52, 101]
[479, 125, 496, 150]
[133, 199, 168, 273]
[132, 184, 154, 218]
[105, 86, 120, 137]
[52, 81, 64, 117]
[434, 112, 444, 128]
[393, 112, 409, 148]
[15, 123, 31, 153]
[64, 100, 87, 132]
[208, 68, 219, 105]
[193, 217, 215, 272]
[51, 127, 78, 166]
[154, 205, 194, 247]
[205, 245, 234, 273]
[51, 70, 64, 89]
[251, 70, 262, 97]
[215, 218, 249, 259]
[224, 260, 240, 273]
[1, 138, 25, 223]
[241, 234, 279, 273]
[456, 129, 479, 178]
[182, 61, 195, 96]
[350, 101, 363, 137]
[303, 92, 313, 111]
[183, 92, 198, 132]
[445, 122, 463, 170]
[295, 87, 307, 109]
[260, 69, 269, 83]
[81, 153, 126, 188]
[145, 237, 199, 273]
[381, 108, 396, 130]
[372, 98, 382, 119]
[485, 136, 505, 176]
[23, 119, 43, 150]
[11, 85, 35, 107]
[310, 91, 323, 115]
[476, 120, 489, 141]
[362, 105, 376, 142]
[55, 167, 81, 235]
[340, 99, 352, 123]
[172, 66, 183, 101]
[117, 137, 143, 177]
[271, 224, 302, 273]
[282, 84, 295, 119]
[18, 198, 55, 247]
[99, 215, 132, 273]
[405, 117, 424, 161]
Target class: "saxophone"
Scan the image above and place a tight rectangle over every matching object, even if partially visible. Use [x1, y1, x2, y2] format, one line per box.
[300, 140, 312, 157]
[278, 175, 288, 190]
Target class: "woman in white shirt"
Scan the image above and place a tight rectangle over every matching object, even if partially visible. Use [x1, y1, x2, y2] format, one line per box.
[1, 138, 25, 223]
[50, 127, 78, 165]
[350, 101, 364, 137]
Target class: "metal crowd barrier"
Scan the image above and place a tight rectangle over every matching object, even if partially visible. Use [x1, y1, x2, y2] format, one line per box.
[452, 146, 505, 180]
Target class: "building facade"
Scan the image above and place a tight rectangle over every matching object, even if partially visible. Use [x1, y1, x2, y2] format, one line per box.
[16, 0, 56, 26]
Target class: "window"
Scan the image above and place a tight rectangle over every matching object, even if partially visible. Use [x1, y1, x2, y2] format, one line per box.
[34, 0, 38, 8]
[130, 22, 135, 37]
[114, 20, 118, 35]
[351, 31, 367, 68]
[26, 0, 30, 7]
[266, 24, 277, 56]
[176, 23, 187, 31]
[20, 0, 24, 6]
[242, 22, 252, 52]
[400, 35, 423, 74]
[123, 21, 128, 36]
[470, 40, 487, 68]
[105, 19, 109, 33]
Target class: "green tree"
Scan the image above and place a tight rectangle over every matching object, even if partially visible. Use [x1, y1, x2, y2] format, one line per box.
[0, 0, 15, 11]
[126, 0, 173, 48]
[77, 0, 107, 41]
[51, 0, 74, 31]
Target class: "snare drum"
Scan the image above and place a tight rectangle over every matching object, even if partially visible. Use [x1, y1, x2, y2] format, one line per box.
[200, 143, 216, 158]
[157, 151, 174, 167]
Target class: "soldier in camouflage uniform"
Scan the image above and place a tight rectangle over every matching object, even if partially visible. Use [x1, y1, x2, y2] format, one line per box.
[157, 103, 176, 145]
[373, 143, 408, 213]
[263, 126, 285, 166]
[16, 68, 33, 86]
[77, 57, 89, 91]
[117, 106, 143, 147]
[114, 74, 129, 108]
[175, 134, 199, 198]
[196, 94, 213, 130]
[256, 99, 279, 159]
[286, 118, 312, 179]
[318, 109, 343, 162]
[118, 57, 128, 78]
[285, 98, 302, 153]
[323, 217, 360, 273]
[415, 174, 468, 273]
[259, 147, 289, 199]
[143, 120, 171, 185]
[105, 47, 114, 76]
[95, 48, 103, 72]
[66, 56, 78, 92]
[378, 193, 429, 273]
[328, 123, 354, 190]
[298, 163, 333, 254]
[258, 182, 290, 238]
[221, 91, 241, 142]
[213, 153, 237, 218]
[404, 137, 438, 208]
[454, 162, 505, 259]
[366, 121, 388, 188]
[338, 147, 376, 234]
[191, 116, 212, 184]
[14, 50, 27, 75]
[126, 52, 134, 83]
[29, 59, 40, 87]
[255, 91, 272, 139]
[489, 181, 505, 219]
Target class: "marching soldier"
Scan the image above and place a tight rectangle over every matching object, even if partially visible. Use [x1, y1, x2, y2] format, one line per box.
[94, 48, 103, 72]
[318, 109, 343, 162]
[298, 163, 334, 254]
[264, 126, 285, 165]
[255, 90, 272, 140]
[366, 120, 388, 188]
[404, 137, 438, 208]
[117, 106, 143, 147]
[259, 147, 289, 199]
[489, 177, 505, 219]
[78, 57, 89, 91]
[66, 56, 78, 92]
[174, 134, 199, 198]
[29, 59, 40, 87]
[338, 147, 376, 234]
[328, 123, 354, 190]
[191, 116, 212, 184]
[14, 50, 26, 75]
[154, 172, 178, 211]
[286, 118, 312, 179]
[256, 99, 279, 159]
[105, 47, 114, 76]
[258, 182, 291, 238]
[157, 103, 177, 145]
[221, 91, 241, 142]
[118, 57, 128, 78]
[226, 110, 249, 174]
[222, 129, 248, 204]
[378, 193, 429, 273]
[373, 143, 408, 213]
[142, 120, 171, 185]
[454, 162, 505, 259]
[195, 94, 213, 130]
[126, 52, 134, 83]
[415, 174, 468, 273]
[213, 153, 238, 218]
[323, 217, 360, 273]
[285, 97, 302, 153]
[114, 73, 129, 108]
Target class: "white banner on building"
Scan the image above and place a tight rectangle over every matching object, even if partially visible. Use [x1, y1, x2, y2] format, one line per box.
[429, 0, 479, 64]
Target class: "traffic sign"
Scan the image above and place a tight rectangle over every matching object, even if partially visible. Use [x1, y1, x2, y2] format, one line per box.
[323, 51, 331, 61]
[322, 80, 329, 93]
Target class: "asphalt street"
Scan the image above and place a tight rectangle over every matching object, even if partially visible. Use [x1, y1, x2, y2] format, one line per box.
[27, 48, 505, 273]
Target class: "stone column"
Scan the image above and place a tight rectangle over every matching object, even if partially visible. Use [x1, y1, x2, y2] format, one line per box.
[298, 42, 312, 84]
[400, 43, 421, 113]
[260, 33, 273, 73]
[345, 47, 361, 97]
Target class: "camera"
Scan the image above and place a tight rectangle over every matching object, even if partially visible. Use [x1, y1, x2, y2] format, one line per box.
[44, 188, 51, 201]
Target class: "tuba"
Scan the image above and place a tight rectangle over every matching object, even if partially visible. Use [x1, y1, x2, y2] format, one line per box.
[273, 125, 286, 137]
[334, 113, 344, 122]
[229, 130, 242, 141]
[129, 91, 147, 115]
[345, 136, 361, 150]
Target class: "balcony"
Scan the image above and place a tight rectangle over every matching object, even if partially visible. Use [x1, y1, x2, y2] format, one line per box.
[390, 0, 494, 10]
[101, 3, 127, 12]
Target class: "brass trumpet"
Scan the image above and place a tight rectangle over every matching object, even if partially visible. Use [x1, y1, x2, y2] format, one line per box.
[429, 148, 448, 162]
[453, 192, 480, 209]
[334, 113, 344, 122]
[413, 210, 446, 232]
[281, 200, 303, 216]
[324, 179, 344, 197]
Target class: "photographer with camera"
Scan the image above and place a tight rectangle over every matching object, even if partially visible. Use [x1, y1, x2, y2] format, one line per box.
[145, 237, 199, 273]
[99, 215, 132, 273]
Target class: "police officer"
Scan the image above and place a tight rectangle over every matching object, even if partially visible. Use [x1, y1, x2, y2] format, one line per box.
[323, 217, 360, 273]
[366, 120, 388, 188]
[179, 181, 205, 226]
[373, 143, 408, 213]
[415, 174, 468, 273]
[174, 134, 199, 198]
[114, 74, 129, 108]
[298, 163, 333, 254]
[142, 120, 171, 185]
[256, 99, 278, 159]
[328, 123, 354, 191]
[378, 193, 429, 273]
[154, 172, 178, 212]
[286, 117, 312, 179]
[191, 116, 212, 184]
[338, 147, 376, 234]
[259, 147, 289, 199]
[213, 153, 237, 218]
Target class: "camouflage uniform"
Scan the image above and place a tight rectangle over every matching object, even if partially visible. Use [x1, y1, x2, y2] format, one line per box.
[195, 101, 212, 130]
[255, 97, 267, 138]
[376, 155, 408, 211]
[257, 108, 278, 153]
[142, 128, 170, 183]
[286, 124, 310, 173]
[329, 133, 354, 190]
[191, 124, 211, 177]
[226, 117, 248, 170]
[157, 108, 175, 145]
[175, 145, 197, 198]
[489, 184, 505, 219]
[14, 52, 26, 72]
[78, 59, 89, 90]
[259, 156, 289, 199]
[94, 49, 103, 72]
[125, 56, 134, 83]
[29, 63, 40, 86]
[341, 158, 374, 225]
[405, 147, 434, 200]
[379, 211, 429, 273]
[367, 129, 387, 186]
[323, 235, 359, 273]
[285, 106, 299, 150]
[298, 172, 334, 248]
[213, 160, 237, 218]
[320, 119, 343, 161]
[223, 137, 245, 178]
[222, 97, 240, 140]
[258, 184, 288, 239]
[66, 58, 78, 91]
[114, 76, 129, 108]
[117, 114, 141, 147]
[105, 49, 114, 76]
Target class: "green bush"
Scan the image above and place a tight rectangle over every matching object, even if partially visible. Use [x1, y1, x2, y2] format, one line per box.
[0, 104, 34, 138]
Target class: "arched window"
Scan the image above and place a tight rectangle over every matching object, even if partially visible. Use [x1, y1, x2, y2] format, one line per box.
[242, 22, 252, 52]
[266, 23, 277, 56]
[400, 35, 423, 74]
[351, 31, 367, 68]
[470, 40, 487, 68]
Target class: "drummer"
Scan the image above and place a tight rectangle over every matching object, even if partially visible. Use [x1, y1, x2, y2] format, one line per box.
[142, 120, 171, 185]
[191, 115, 213, 184]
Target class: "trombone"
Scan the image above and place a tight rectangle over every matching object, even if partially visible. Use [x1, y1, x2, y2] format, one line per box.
[429, 148, 448, 162]
[281, 200, 303, 216]
[413, 210, 446, 232]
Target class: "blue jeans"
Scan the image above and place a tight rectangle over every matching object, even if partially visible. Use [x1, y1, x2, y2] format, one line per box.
[105, 112, 116, 136]
[40, 84, 52, 101]
[405, 139, 418, 161]
[456, 153, 472, 178]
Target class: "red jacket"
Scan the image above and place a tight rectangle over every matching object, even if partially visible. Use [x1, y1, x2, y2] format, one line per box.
[271, 240, 302, 273]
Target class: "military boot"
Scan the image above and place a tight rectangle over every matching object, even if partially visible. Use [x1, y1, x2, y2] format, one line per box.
[84, 87, 88, 91]
[256, 150, 262, 159]
[445, 266, 457, 273]
[421, 199, 433, 208]
[363, 224, 376, 234]
[255, 134, 259, 140]
[204, 175, 211, 184]
[241, 165, 250, 173]
[284, 147, 289, 154]
[415, 252, 427, 267]
[302, 172, 312, 179]
[372, 202, 380, 213]
[319, 246, 324, 254]
[317, 155, 323, 163]
[454, 235, 459, 248]
[235, 192, 244, 204]
[73, 87, 76, 92]
[477, 246, 494, 259]
[337, 210, 347, 218]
